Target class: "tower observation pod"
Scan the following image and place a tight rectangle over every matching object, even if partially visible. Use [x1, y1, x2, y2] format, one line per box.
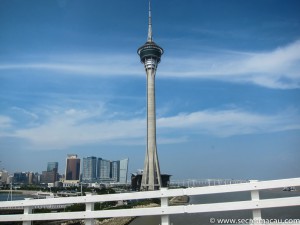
[137, 0, 164, 191]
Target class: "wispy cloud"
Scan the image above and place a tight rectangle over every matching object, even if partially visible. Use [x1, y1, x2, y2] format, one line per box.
[1, 106, 299, 150]
[11, 107, 39, 120]
[0, 55, 141, 76]
[158, 108, 300, 137]
[0, 115, 13, 129]
[0, 115, 14, 137]
[1, 40, 300, 89]
[162, 39, 300, 89]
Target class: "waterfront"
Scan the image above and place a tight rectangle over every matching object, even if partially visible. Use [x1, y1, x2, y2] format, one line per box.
[129, 189, 300, 225]
[0, 192, 33, 201]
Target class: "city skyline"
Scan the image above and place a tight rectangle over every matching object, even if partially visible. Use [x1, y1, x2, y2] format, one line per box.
[1, 155, 129, 184]
[0, 0, 300, 180]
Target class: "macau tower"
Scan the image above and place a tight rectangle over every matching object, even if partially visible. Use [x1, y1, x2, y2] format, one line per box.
[137, 0, 164, 191]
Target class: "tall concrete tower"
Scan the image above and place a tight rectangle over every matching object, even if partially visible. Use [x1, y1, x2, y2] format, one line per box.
[137, 0, 163, 191]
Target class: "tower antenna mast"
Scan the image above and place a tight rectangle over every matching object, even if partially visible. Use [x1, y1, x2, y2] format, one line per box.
[147, 0, 153, 42]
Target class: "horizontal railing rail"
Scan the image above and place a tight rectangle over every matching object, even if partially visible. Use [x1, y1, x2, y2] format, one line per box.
[0, 177, 299, 225]
[169, 178, 249, 187]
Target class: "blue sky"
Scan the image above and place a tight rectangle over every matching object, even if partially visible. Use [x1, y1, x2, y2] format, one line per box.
[0, 0, 300, 180]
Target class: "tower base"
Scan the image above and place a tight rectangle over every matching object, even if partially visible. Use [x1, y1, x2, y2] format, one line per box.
[131, 173, 171, 191]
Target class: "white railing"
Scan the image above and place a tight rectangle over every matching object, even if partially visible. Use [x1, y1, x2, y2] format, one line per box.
[0, 178, 300, 225]
[169, 178, 249, 187]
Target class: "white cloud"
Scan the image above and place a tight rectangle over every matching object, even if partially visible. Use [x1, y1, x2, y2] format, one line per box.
[157, 109, 300, 137]
[242, 41, 300, 74]
[161, 40, 300, 89]
[11, 107, 39, 120]
[1, 40, 300, 89]
[3, 106, 145, 149]
[0, 115, 13, 129]
[0, 54, 141, 77]
[0, 115, 14, 137]
[1, 107, 299, 150]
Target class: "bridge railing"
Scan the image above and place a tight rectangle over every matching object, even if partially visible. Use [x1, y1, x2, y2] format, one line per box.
[169, 178, 249, 187]
[0, 178, 300, 225]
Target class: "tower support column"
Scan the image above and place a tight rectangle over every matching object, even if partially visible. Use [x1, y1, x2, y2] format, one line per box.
[141, 60, 162, 191]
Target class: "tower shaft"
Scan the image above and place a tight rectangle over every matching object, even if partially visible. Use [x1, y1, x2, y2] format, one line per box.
[141, 59, 162, 190]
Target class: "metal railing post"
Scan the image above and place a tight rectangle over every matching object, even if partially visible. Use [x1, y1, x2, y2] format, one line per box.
[250, 180, 262, 223]
[160, 188, 170, 225]
[85, 193, 94, 225]
[23, 198, 32, 225]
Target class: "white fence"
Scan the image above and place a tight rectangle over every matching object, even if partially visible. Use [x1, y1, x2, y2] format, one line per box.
[169, 178, 249, 187]
[0, 178, 300, 225]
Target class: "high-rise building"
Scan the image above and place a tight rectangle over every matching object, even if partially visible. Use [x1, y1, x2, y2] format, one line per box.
[41, 162, 58, 184]
[47, 162, 58, 172]
[97, 158, 111, 180]
[119, 158, 129, 184]
[40, 171, 57, 184]
[82, 156, 97, 182]
[96, 158, 128, 183]
[111, 161, 120, 182]
[137, 0, 163, 191]
[65, 154, 80, 181]
[28, 172, 34, 184]
[13, 172, 28, 184]
[0, 170, 9, 185]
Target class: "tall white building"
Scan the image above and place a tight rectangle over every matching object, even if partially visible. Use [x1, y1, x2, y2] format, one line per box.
[80, 157, 129, 183]
[119, 158, 129, 184]
[111, 161, 120, 182]
[97, 158, 111, 180]
[82, 156, 97, 182]
[98, 158, 129, 183]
